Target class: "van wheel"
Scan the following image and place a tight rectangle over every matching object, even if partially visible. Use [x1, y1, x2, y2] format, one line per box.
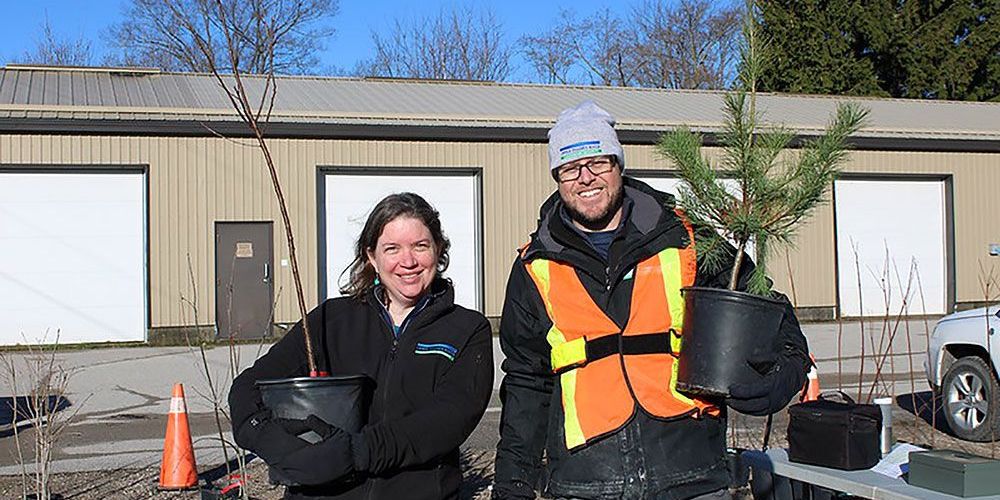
[942, 356, 1000, 442]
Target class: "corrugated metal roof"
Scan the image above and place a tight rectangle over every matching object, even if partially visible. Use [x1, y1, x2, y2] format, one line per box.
[1, 66, 999, 141]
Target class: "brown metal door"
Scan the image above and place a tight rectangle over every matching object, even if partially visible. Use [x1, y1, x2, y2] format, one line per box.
[215, 222, 274, 339]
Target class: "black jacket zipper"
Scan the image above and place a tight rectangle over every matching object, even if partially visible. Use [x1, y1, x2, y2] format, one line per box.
[366, 289, 435, 500]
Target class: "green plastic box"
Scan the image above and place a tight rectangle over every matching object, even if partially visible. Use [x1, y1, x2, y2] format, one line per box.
[908, 449, 1000, 497]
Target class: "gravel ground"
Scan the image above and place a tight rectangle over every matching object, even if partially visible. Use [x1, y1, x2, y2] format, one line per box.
[3, 400, 998, 500]
[0, 448, 496, 500]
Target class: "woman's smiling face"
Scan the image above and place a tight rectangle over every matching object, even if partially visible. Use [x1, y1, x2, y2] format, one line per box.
[366, 215, 438, 309]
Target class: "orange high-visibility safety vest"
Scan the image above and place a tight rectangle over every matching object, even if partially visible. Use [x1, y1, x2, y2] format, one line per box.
[524, 229, 717, 450]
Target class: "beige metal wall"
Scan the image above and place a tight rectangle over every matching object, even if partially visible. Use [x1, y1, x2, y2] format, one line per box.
[0, 134, 553, 327]
[2, 134, 997, 331]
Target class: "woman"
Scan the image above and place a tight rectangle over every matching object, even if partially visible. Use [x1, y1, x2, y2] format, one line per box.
[229, 193, 494, 499]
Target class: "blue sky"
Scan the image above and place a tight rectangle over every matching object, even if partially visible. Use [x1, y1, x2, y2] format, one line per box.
[2, 0, 623, 81]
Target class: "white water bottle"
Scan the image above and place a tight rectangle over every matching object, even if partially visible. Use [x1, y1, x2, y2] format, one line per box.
[874, 397, 893, 456]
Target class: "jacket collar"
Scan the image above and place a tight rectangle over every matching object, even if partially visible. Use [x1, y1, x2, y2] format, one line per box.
[366, 277, 455, 329]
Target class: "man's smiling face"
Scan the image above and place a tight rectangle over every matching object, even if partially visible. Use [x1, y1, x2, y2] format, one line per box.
[555, 155, 624, 232]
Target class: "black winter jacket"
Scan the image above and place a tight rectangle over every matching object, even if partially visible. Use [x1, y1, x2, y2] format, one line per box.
[230, 279, 493, 500]
[493, 177, 810, 500]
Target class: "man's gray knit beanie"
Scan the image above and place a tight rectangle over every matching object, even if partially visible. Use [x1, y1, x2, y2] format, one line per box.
[547, 100, 624, 172]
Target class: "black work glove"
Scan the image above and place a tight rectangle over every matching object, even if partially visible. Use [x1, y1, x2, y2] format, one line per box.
[233, 411, 310, 464]
[727, 351, 807, 416]
[272, 415, 338, 444]
[270, 415, 371, 486]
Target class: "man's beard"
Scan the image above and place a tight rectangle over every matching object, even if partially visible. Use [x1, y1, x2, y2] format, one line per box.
[565, 186, 624, 232]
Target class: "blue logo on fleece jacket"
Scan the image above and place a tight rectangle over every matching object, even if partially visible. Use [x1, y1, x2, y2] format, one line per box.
[415, 342, 458, 361]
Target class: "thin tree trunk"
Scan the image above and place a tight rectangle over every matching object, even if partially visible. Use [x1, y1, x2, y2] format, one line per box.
[728, 239, 747, 290]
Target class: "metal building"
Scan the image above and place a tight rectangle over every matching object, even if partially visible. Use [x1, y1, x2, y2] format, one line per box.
[1, 65, 997, 344]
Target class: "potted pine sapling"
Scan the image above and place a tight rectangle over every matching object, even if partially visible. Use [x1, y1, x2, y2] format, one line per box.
[656, 5, 868, 397]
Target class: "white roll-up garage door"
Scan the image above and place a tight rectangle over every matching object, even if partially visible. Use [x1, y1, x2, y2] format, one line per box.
[0, 171, 147, 345]
[635, 176, 683, 199]
[835, 179, 947, 316]
[323, 171, 482, 311]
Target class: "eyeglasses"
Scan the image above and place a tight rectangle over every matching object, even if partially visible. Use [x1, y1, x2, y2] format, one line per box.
[555, 157, 616, 182]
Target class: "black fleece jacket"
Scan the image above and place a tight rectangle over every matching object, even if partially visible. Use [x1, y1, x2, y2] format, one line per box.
[493, 177, 810, 499]
[230, 279, 493, 500]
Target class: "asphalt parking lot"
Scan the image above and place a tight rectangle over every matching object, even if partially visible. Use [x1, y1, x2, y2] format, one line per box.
[4, 318, 987, 499]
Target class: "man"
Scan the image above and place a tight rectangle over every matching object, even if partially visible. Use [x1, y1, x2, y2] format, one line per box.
[492, 100, 810, 500]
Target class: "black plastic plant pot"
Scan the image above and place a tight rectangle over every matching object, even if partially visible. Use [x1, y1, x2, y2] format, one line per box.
[257, 374, 371, 486]
[675, 287, 785, 398]
[257, 375, 371, 440]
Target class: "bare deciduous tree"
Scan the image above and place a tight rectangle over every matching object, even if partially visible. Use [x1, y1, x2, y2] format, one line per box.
[105, 0, 338, 74]
[18, 15, 93, 66]
[520, 21, 574, 85]
[2, 331, 87, 500]
[522, 9, 644, 87]
[359, 7, 512, 81]
[634, 0, 741, 89]
[521, 9, 644, 86]
[521, 0, 740, 89]
[148, 0, 325, 490]
[154, 0, 319, 370]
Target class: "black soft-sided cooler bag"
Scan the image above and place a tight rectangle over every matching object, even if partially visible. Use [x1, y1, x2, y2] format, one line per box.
[787, 393, 882, 471]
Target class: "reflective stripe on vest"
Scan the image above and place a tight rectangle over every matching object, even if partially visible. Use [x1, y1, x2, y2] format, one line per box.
[525, 237, 716, 450]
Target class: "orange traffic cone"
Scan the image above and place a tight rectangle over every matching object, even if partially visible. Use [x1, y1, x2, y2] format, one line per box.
[801, 354, 820, 402]
[159, 383, 198, 490]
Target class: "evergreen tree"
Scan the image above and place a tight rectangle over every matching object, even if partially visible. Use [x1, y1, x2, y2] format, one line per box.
[757, 0, 888, 96]
[658, 0, 868, 295]
[897, 0, 1000, 101]
[758, 0, 1000, 101]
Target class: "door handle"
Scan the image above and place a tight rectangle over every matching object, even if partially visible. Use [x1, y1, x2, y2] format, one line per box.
[263, 263, 270, 283]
